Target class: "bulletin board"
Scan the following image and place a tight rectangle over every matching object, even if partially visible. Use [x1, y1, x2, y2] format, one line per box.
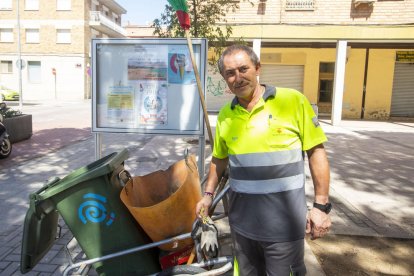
[91, 38, 207, 135]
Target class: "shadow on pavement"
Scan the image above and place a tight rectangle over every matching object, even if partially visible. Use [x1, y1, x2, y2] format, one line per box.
[322, 131, 414, 238]
[307, 235, 414, 275]
[0, 127, 92, 170]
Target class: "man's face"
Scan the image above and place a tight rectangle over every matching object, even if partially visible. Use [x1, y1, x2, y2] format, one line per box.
[221, 50, 260, 100]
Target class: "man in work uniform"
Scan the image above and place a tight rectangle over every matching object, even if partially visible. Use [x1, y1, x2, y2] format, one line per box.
[196, 45, 331, 275]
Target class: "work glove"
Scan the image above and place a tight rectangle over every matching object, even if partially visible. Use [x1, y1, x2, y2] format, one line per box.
[191, 216, 219, 259]
[200, 216, 218, 258]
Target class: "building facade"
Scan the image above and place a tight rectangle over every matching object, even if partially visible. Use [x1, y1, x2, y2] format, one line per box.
[206, 0, 414, 119]
[0, 0, 126, 101]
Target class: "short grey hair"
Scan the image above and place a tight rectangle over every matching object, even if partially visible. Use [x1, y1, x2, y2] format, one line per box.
[217, 45, 260, 75]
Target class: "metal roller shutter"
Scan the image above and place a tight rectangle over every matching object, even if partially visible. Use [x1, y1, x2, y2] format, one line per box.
[260, 64, 304, 92]
[206, 64, 305, 111]
[391, 63, 414, 117]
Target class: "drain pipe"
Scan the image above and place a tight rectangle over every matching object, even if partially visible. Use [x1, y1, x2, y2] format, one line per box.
[361, 48, 369, 119]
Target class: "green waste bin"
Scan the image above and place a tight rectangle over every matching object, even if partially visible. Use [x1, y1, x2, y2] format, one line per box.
[20, 149, 161, 275]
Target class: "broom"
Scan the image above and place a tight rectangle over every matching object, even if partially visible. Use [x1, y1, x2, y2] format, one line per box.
[167, 0, 214, 148]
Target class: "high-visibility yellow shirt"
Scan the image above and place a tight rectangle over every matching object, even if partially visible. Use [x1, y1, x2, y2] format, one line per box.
[213, 86, 327, 159]
[213, 85, 327, 242]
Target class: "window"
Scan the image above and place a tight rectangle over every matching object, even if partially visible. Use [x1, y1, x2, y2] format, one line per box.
[285, 0, 315, 11]
[0, 61, 13, 73]
[25, 0, 39, 10]
[56, 29, 71, 44]
[28, 61, 41, 83]
[0, 0, 12, 10]
[257, 0, 267, 15]
[26, 29, 39, 43]
[56, 0, 71, 10]
[0, 28, 13, 42]
[318, 63, 335, 103]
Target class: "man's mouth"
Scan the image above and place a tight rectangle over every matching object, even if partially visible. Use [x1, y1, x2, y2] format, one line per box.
[234, 83, 247, 89]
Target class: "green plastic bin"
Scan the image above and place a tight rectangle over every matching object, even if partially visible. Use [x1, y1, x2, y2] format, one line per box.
[20, 149, 160, 275]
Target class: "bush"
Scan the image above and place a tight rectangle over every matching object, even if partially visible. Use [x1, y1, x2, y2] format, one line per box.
[0, 103, 22, 118]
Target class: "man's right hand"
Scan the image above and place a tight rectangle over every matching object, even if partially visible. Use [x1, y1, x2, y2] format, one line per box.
[196, 196, 213, 218]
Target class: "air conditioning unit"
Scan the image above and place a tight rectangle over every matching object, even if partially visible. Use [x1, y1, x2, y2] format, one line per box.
[353, 0, 376, 8]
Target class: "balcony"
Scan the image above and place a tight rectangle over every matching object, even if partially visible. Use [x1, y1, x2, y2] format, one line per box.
[285, 0, 315, 11]
[89, 11, 126, 37]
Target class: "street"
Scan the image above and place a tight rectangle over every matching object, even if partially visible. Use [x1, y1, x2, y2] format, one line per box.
[0, 100, 413, 275]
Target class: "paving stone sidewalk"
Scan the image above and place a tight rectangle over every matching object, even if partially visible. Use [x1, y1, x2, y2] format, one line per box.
[0, 105, 413, 275]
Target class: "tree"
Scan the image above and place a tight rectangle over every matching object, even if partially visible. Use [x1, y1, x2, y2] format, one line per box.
[152, 0, 252, 66]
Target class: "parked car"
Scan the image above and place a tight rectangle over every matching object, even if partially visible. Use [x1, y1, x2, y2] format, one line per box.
[0, 85, 19, 101]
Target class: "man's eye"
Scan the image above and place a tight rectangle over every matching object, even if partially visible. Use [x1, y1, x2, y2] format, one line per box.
[240, 67, 248, 73]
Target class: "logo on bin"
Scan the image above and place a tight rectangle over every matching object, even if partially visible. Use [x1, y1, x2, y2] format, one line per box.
[78, 193, 115, 226]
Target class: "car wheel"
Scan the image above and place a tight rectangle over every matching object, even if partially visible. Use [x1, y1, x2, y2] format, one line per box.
[0, 138, 12, 159]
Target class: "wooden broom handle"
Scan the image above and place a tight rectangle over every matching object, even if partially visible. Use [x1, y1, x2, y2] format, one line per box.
[185, 29, 214, 149]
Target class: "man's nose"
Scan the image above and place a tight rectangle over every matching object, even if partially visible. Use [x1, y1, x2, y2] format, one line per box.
[234, 71, 242, 82]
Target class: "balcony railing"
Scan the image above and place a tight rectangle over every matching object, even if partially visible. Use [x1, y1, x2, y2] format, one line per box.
[90, 11, 126, 36]
[285, 0, 315, 11]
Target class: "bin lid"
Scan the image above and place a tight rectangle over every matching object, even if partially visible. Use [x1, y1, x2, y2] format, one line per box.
[20, 149, 129, 273]
[37, 149, 129, 201]
[20, 195, 59, 274]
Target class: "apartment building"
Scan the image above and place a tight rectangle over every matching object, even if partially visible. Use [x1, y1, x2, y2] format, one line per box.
[206, 0, 414, 119]
[0, 0, 126, 101]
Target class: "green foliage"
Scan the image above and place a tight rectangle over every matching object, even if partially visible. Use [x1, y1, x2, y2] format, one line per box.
[153, 0, 253, 66]
[0, 106, 22, 119]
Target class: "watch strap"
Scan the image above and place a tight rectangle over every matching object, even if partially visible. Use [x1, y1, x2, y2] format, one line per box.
[313, 202, 332, 214]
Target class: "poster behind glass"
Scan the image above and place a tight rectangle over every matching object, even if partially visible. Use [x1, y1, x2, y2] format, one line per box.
[92, 39, 206, 135]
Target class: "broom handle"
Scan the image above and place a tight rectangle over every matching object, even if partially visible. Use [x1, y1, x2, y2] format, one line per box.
[185, 29, 214, 149]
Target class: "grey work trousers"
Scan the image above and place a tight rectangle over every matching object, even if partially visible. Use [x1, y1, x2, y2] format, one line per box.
[232, 230, 307, 276]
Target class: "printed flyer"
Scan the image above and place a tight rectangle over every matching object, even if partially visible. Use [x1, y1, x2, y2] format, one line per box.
[168, 46, 196, 85]
[138, 81, 168, 125]
[106, 85, 134, 125]
[127, 46, 168, 81]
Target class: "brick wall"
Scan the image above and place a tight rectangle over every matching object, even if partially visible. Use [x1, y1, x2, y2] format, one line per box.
[223, 0, 414, 25]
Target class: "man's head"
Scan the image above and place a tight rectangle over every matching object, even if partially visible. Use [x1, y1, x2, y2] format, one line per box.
[218, 45, 260, 75]
[218, 45, 261, 100]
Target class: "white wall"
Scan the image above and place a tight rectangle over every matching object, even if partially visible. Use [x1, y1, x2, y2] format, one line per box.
[0, 54, 86, 100]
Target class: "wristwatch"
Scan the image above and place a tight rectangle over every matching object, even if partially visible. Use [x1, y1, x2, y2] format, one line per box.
[313, 202, 332, 214]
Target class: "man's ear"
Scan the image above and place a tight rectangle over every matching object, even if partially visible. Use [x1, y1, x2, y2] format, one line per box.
[256, 62, 261, 75]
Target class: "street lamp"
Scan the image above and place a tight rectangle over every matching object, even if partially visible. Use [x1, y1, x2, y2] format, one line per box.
[17, 0, 23, 110]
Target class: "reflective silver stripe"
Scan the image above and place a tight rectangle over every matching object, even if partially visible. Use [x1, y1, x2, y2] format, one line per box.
[229, 174, 304, 194]
[229, 149, 303, 168]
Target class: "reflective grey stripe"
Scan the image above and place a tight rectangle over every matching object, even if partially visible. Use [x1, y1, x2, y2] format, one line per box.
[229, 149, 303, 168]
[228, 149, 305, 194]
[229, 161, 304, 180]
[229, 174, 304, 194]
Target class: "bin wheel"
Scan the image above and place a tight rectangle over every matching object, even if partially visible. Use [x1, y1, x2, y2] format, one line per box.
[158, 265, 207, 275]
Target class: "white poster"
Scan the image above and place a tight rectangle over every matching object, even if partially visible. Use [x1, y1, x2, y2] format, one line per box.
[93, 39, 207, 135]
[139, 81, 168, 125]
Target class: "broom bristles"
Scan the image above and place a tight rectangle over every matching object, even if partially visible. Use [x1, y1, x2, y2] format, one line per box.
[167, 0, 189, 13]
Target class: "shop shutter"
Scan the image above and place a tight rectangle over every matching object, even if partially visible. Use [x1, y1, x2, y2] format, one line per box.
[260, 64, 304, 92]
[391, 63, 414, 117]
[205, 64, 305, 112]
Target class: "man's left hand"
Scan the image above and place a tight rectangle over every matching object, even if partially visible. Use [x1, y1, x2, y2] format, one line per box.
[306, 208, 331, 240]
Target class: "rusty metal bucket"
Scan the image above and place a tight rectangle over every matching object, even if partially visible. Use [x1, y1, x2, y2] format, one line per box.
[120, 154, 202, 251]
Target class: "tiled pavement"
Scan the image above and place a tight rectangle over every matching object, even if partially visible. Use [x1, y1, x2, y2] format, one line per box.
[0, 101, 413, 275]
